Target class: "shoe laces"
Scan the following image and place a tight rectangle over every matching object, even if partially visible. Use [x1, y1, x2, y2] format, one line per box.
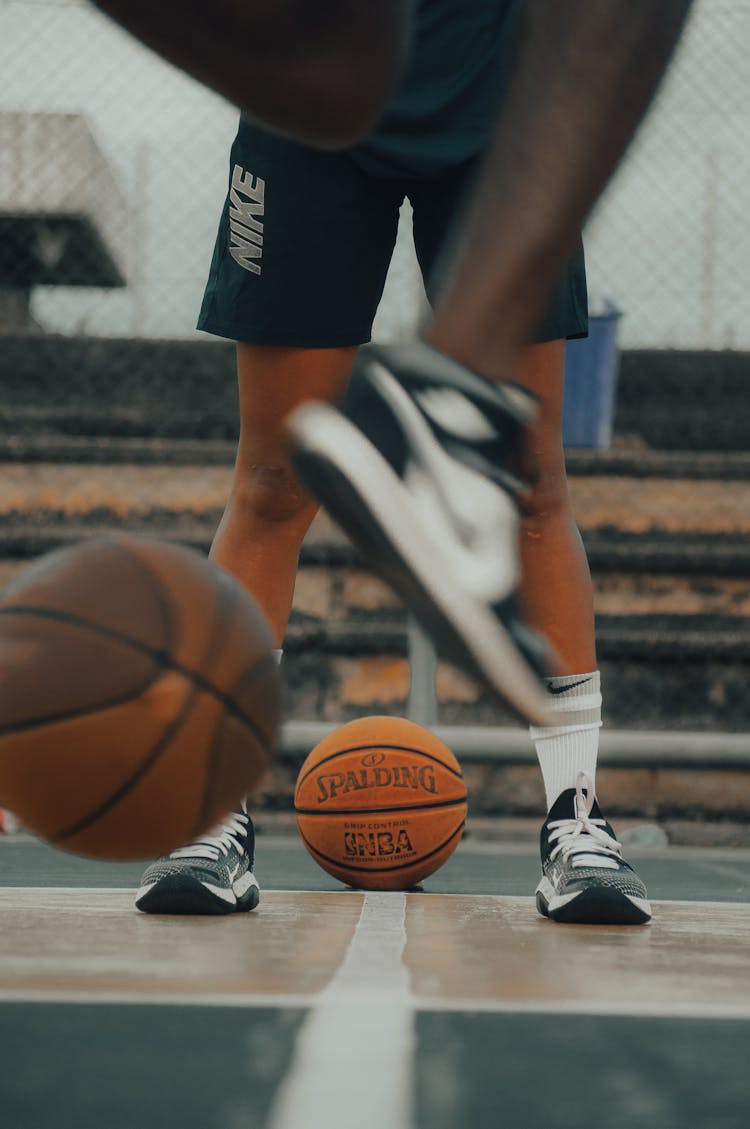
[546, 772, 622, 868]
[169, 810, 249, 862]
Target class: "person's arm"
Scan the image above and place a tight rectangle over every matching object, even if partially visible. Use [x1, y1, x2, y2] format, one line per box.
[428, 0, 695, 368]
[91, 0, 413, 147]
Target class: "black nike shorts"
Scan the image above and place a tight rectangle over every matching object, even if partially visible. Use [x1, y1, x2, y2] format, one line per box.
[197, 119, 588, 348]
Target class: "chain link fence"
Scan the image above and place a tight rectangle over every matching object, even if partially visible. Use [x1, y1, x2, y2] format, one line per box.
[0, 0, 426, 341]
[0, 0, 749, 346]
[586, 1, 750, 350]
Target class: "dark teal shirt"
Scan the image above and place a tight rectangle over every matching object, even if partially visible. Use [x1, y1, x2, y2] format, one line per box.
[350, 0, 520, 177]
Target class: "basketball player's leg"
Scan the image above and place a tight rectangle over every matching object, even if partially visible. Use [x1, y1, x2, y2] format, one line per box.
[513, 341, 594, 674]
[289, 231, 558, 722]
[513, 343, 649, 924]
[210, 344, 356, 643]
[288, 2, 691, 724]
[200, 123, 402, 641]
[288, 162, 581, 723]
[91, 1, 412, 148]
[137, 127, 403, 916]
[136, 345, 355, 917]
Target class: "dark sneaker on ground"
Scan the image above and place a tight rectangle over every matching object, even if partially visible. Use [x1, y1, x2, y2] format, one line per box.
[536, 773, 652, 925]
[135, 809, 259, 915]
[288, 340, 552, 725]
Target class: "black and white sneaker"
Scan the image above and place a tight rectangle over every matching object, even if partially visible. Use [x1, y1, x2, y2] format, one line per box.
[288, 340, 552, 724]
[536, 773, 652, 925]
[135, 809, 259, 915]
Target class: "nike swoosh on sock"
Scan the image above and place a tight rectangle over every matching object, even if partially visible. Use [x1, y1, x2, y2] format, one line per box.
[547, 677, 593, 696]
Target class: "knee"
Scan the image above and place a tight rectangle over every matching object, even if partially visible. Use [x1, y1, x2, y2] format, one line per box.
[517, 454, 571, 532]
[243, 8, 410, 149]
[232, 462, 317, 529]
[290, 60, 400, 147]
[286, 7, 410, 148]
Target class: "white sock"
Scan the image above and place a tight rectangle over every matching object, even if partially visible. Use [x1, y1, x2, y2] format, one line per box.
[530, 670, 602, 811]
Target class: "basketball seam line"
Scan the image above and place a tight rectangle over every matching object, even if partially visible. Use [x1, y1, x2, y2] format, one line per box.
[52, 675, 203, 843]
[98, 536, 178, 659]
[295, 742, 464, 791]
[0, 670, 163, 740]
[298, 820, 466, 875]
[0, 605, 276, 750]
[104, 539, 276, 757]
[294, 797, 467, 817]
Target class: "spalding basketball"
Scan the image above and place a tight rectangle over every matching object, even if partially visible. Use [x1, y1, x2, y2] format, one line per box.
[294, 715, 467, 890]
[0, 535, 281, 860]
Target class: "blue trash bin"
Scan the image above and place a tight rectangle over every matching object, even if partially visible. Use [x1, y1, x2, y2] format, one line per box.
[563, 302, 622, 449]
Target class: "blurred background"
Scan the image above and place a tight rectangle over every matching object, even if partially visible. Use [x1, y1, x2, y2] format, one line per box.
[1, 0, 749, 841]
[3, 0, 750, 344]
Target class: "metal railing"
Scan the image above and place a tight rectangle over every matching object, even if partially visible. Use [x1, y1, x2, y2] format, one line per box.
[281, 717, 750, 770]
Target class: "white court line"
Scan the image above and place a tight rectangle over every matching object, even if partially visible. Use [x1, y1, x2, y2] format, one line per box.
[266, 891, 415, 1129]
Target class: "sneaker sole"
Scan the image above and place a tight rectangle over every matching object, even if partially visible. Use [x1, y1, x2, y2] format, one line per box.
[289, 402, 552, 726]
[536, 880, 652, 925]
[135, 875, 260, 916]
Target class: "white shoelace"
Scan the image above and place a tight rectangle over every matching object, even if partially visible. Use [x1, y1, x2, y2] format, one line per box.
[169, 810, 249, 862]
[546, 772, 622, 870]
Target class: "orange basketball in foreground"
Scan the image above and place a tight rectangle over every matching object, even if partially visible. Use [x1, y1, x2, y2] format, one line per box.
[294, 715, 467, 890]
[0, 535, 281, 860]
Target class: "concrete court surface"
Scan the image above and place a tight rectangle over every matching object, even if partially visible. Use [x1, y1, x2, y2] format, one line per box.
[1, 833, 749, 1129]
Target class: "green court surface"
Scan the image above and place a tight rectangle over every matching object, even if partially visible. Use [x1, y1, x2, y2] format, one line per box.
[1, 834, 749, 1129]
